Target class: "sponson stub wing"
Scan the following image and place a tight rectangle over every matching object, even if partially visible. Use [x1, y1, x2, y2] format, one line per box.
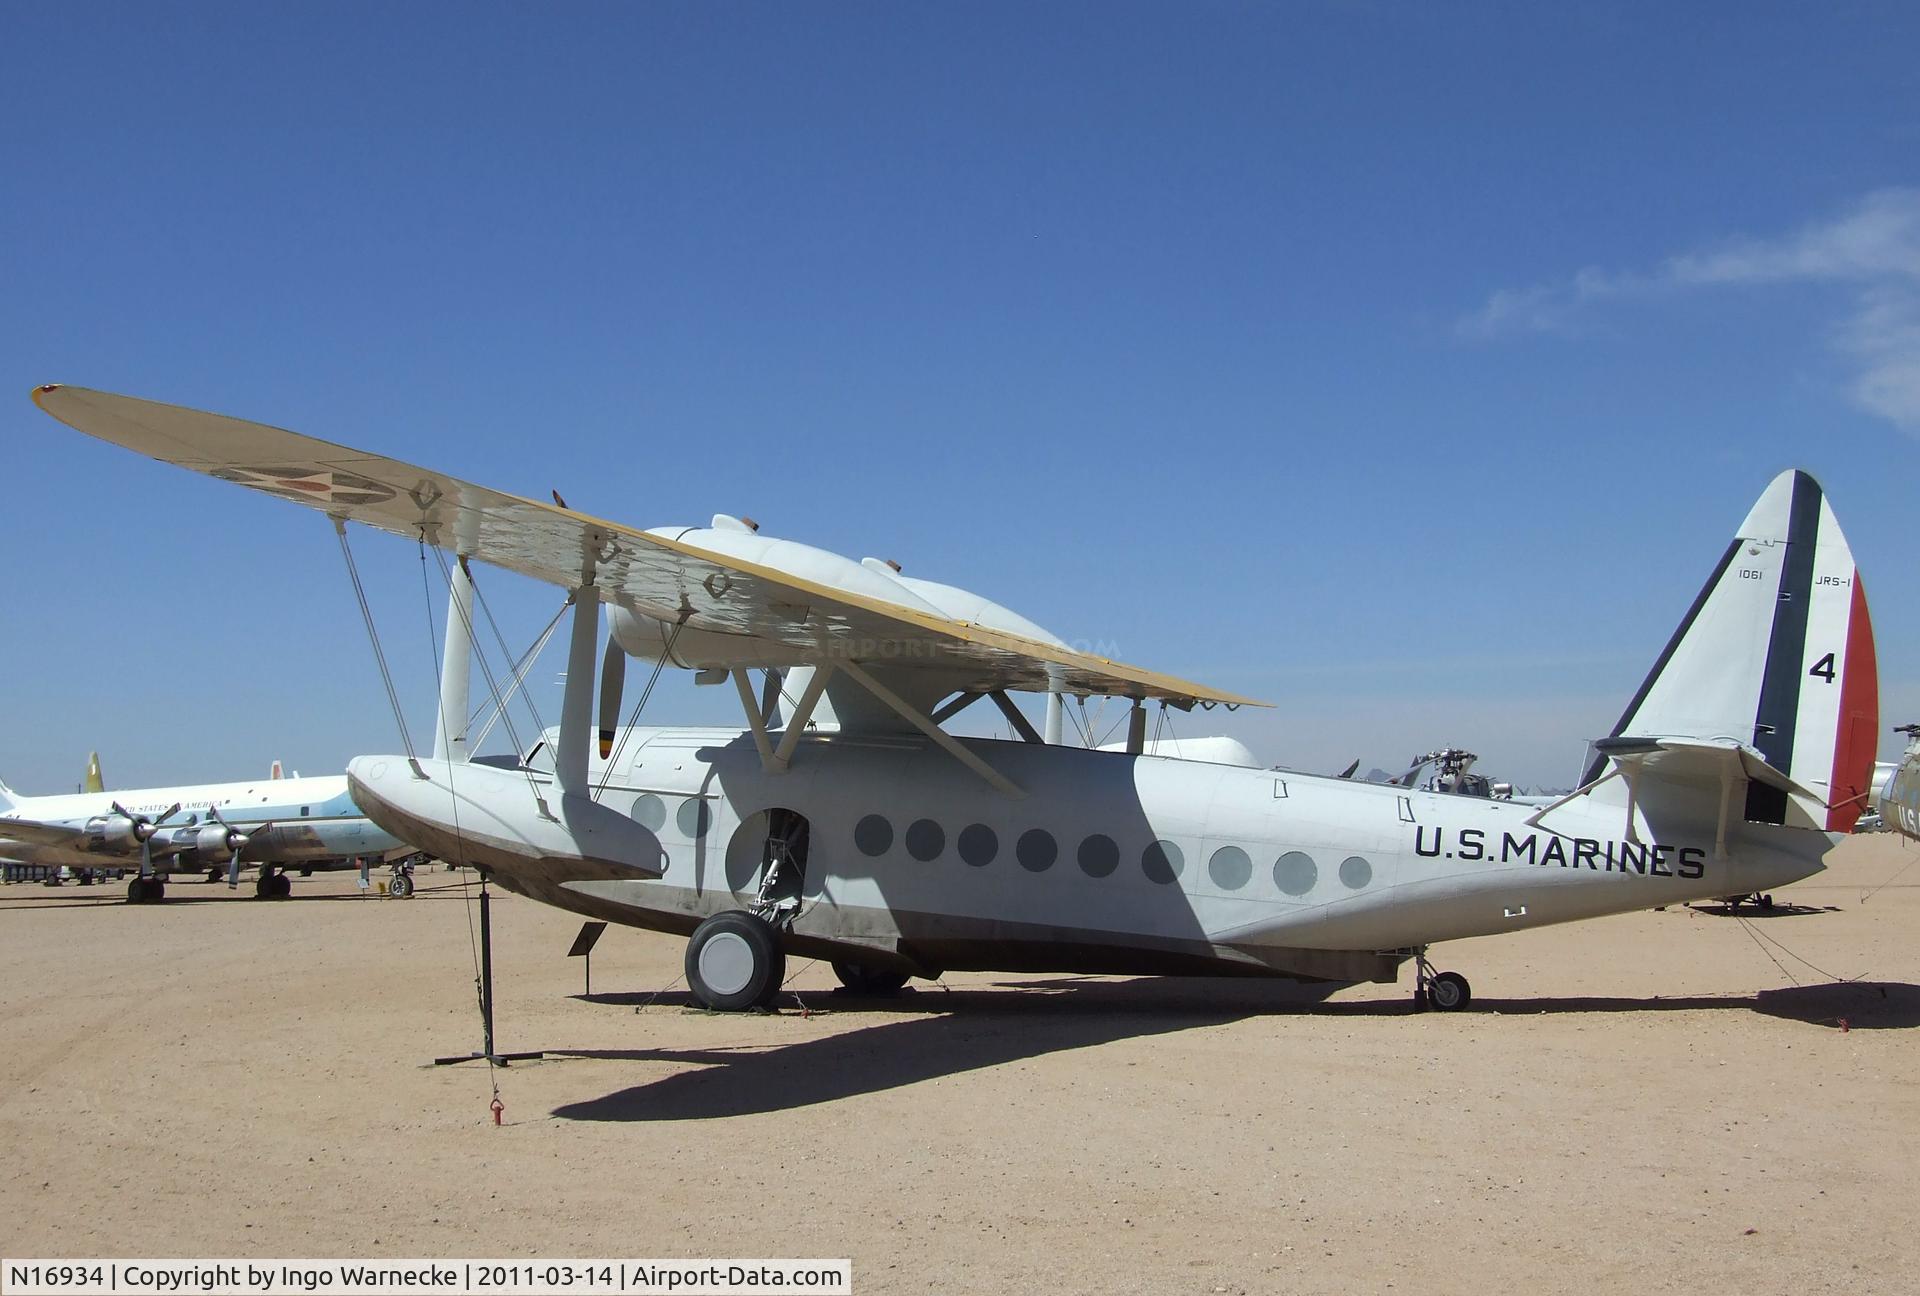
[33, 386, 1262, 713]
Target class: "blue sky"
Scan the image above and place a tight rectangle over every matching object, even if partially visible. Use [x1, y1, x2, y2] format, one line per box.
[3, 2, 1917, 792]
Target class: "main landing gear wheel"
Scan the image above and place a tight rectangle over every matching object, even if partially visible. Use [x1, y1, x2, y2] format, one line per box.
[1428, 971, 1471, 1012]
[832, 960, 911, 996]
[1411, 950, 1471, 1012]
[685, 911, 785, 1011]
[255, 872, 292, 900]
[127, 878, 165, 904]
[388, 871, 415, 899]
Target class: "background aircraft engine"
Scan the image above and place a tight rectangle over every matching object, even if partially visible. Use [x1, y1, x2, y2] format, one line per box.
[83, 816, 141, 852]
[193, 823, 249, 860]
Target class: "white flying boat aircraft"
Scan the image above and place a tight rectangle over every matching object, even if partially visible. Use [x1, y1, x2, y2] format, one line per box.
[32, 386, 1880, 1009]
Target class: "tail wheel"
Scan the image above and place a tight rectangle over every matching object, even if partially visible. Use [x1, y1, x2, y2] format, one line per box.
[1429, 971, 1472, 1012]
[685, 911, 782, 1011]
[832, 960, 910, 996]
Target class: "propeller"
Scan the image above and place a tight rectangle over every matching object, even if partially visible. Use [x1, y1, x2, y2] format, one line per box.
[201, 806, 258, 858]
[101, 801, 178, 879]
[759, 667, 784, 730]
[598, 635, 625, 759]
[110, 800, 181, 843]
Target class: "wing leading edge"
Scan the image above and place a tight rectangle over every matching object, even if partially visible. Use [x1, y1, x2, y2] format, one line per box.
[33, 385, 1265, 709]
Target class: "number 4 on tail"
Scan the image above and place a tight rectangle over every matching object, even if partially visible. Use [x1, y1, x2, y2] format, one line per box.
[1809, 652, 1837, 683]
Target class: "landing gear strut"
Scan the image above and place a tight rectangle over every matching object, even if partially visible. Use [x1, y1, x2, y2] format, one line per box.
[1411, 950, 1471, 1012]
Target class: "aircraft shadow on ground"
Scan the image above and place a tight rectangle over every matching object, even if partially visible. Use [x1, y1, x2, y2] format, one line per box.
[1683, 901, 1841, 919]
[550, 976, 1343, 1122]
[1752, 981, 1920, 1030]
[549, 974, 1920, 1121]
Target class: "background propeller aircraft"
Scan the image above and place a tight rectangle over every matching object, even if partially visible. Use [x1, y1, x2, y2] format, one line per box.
[0, 763, 420, 901]
[32, 386, 1881, 1009]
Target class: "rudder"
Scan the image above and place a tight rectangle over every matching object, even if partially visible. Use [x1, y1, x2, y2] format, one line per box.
[1587, 470, 1878, 831]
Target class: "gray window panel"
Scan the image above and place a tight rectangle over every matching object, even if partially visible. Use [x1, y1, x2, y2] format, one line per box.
[1274, 851, 1317, 896]
[905, 818, 945, 862]
[631, 793, 668, 831]
[854, 814, 893, 857]
[1016, 828, 1057, 873]
[1339, 856, 1373, 889]
[676, 798, 711, 839]
[1077, 833, 1120, 878]
[957, 823, 998, 867]
[1208, 845, 1253, 891]
[1141, 839, 1184, 884]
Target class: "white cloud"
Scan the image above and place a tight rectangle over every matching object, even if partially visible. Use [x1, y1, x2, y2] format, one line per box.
[1459, 188, 1920, 432]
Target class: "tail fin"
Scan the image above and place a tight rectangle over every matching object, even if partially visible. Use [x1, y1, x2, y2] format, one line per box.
[84, 751, 105, 794]
[1585, 469, 1878, 831]
[0, 778, 15, 809]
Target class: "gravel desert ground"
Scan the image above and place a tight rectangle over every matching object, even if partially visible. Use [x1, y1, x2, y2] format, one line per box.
[3, 835, 1916, 1295]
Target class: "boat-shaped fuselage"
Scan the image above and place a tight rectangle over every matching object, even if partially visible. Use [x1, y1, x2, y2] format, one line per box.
[350, 726, 1837, 983]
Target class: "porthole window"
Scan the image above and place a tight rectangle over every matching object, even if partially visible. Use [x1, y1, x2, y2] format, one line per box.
[1208, 845, 1253, 891]
[1078, 833, 1120, 878]
[958, 823, 998, 867]
[905, 818, 945, 862]
[631, 793, 667, 831]
[1339, 856, 1373, 889]
[1274, 851, 1317, 896]
[1141, 839, 1184, 884]
[676, 798, 711, 839]
[1016, 828, 1057, 873]
[854, 814, 893, 857]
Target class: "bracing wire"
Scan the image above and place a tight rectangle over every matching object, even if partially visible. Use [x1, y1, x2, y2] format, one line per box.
[463, 551, 554, 739]
[592, 620, 685, 803]
[417, 540, 499, 1101]
[427, 549, 549, 811]
[334, 519, 418, 764]
[466, 600, 568, 738]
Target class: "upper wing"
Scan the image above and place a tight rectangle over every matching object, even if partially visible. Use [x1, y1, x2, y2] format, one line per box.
[34, 385, 1265, 708]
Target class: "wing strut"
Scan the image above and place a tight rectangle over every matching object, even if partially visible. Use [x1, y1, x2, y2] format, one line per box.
[555, 586, 600, 796]
[838, 659, 1027, 799]
[989, 691, 1043, 744]
[732, 669, 780, 771]
[730, 665, 835, 775]
[772, 667, 832, 769]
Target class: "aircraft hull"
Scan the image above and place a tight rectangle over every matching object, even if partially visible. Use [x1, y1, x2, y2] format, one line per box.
[348, 726, 1839, 983]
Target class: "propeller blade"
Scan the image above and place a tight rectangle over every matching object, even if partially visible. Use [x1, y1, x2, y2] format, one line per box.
[597, 637, 626, 759]
[760, 667, 784, 730]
